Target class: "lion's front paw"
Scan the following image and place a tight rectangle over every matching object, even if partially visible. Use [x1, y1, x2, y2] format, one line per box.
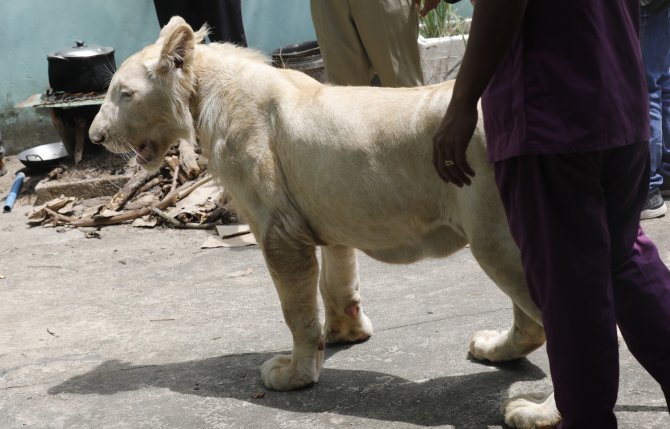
[260, 351, 324, 391]
[324, 303, 373, 344]
[471, 328, 541, 362]
[503, 392, 561, 429]
[470, 329, 513, 362]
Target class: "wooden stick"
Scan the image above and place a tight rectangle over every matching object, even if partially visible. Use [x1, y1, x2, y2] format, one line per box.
[151, 208, 218, 230]
[150, 207, 182, 227]
[74, 117, 87, 166]
[137, 176, 163, 194]
[43, 207, 77, 225]
[107, 170, 160, 211]
[166, 156, 180, 193]
[178, 175, 213, 199]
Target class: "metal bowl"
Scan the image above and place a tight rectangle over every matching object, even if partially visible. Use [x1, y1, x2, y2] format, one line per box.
[17, 142, 69, 171]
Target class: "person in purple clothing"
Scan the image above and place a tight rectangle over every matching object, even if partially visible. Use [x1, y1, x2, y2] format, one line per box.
[432, 0, 670, 428]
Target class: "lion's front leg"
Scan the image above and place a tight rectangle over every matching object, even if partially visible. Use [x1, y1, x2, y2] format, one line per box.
[470, 303, 545, 362]
[259, 232, 324, 391]
[319, 245, 373, 344]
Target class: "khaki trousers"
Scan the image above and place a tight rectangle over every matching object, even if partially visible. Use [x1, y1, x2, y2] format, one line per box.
[310, 0, 423, 87]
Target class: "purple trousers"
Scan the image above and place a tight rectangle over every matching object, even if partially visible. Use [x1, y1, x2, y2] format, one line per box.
[494, 142, 670, 429]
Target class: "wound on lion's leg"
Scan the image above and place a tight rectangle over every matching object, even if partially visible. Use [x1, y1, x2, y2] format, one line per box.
[319, 246, 374, 344]
[323, 298, 372, 345]
[345, 301, 360, 317]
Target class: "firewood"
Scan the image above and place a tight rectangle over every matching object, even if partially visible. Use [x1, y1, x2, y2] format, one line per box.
[165, 155, 180, 193]
[106, 169, 160, 211]
[43, 175, 214, 228]
[137, 176, 163, 194]
[151, 207, 219, 229]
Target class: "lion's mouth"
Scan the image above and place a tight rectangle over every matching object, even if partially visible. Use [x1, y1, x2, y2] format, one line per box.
[136, 140, 156, 166]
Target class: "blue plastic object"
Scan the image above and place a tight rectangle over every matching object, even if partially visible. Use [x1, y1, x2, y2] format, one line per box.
[3, 172, 25, 213]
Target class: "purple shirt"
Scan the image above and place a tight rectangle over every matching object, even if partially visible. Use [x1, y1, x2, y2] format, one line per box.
[482, 1, 650, 162]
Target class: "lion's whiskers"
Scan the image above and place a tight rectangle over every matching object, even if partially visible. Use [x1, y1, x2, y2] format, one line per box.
[103, 58, 116, 88]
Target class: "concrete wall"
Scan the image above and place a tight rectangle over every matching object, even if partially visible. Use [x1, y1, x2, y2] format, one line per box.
[0, 0, 315, 154]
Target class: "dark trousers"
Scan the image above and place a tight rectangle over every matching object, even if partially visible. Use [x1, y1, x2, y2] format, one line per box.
[153, 0, 247, 46]
[494, 142, 670, 428]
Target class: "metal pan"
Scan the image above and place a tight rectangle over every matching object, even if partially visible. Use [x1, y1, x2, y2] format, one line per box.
[17, 142, 69, 171]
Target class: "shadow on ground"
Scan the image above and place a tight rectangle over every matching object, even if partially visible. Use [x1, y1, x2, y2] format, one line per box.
[49, 346, 548, 427]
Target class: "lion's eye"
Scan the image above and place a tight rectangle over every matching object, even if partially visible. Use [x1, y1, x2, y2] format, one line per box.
[120, 87, 134, 99]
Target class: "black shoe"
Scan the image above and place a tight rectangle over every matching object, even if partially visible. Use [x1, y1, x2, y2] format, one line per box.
[641, 188, 667, 220]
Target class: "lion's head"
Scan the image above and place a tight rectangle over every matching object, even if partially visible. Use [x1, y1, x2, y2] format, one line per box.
[89, 17, 206, 170]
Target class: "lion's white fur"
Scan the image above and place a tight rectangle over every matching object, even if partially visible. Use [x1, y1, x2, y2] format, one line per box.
[90, 17, 558, 428]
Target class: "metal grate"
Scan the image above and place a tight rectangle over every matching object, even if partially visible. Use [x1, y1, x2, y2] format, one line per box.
[42, 89, 106, 105]
[16, 90, 105, 109]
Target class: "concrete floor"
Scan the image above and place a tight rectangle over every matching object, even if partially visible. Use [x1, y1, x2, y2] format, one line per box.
[1, 161, 669, 428]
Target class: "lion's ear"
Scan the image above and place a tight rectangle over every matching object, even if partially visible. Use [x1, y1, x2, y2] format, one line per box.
[157, 22, 195, 72]
[156, 16, 188, 43]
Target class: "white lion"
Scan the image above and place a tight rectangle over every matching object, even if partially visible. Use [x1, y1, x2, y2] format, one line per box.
[89, 17, 560, 428]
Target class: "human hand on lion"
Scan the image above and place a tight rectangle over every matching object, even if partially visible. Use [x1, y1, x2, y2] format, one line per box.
[432, 98, 477, 187]
[432, 0, 527, 186]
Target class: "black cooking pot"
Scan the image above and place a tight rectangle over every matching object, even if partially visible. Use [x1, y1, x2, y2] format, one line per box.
[47, 41, 116, 93]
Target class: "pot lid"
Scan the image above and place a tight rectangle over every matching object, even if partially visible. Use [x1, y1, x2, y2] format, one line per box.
[48, 41, 114, 59]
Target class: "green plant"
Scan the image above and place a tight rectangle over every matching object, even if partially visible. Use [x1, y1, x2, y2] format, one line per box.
[419, 1, 468, 38]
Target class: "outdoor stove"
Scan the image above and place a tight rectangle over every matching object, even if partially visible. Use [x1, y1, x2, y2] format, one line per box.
[16, 89, 105, 165]
[42, 89, 105, 106]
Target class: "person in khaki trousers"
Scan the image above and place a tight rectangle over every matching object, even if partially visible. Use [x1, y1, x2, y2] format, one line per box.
[310, 0, 424, 87]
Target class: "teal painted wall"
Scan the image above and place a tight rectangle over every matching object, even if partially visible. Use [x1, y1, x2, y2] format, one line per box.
[0, 0, 315, 154]
[244, 0, 316, 53]
[0, 0, 469, 154]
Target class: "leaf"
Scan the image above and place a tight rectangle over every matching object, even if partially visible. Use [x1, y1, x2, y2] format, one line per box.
[216, 224, 251, 238]
[132, 216, 158, 228]
[84, 231, 102, 239]
[226, 267, 253, 278]
[28, 196, 76, 223]
[251, 391, 266, 399]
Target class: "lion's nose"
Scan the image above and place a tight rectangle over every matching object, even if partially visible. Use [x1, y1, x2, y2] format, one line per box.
[89, 131, 105, 145]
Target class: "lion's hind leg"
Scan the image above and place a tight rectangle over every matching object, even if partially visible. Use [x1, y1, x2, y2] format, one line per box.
[503, 391, 561, 429]
[319, 245, 373, 344]
[465, 222, 545, 362]
[259, 228, 324, 391]
[470, 305, 559, 428]
[470, 303, 545, 362]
